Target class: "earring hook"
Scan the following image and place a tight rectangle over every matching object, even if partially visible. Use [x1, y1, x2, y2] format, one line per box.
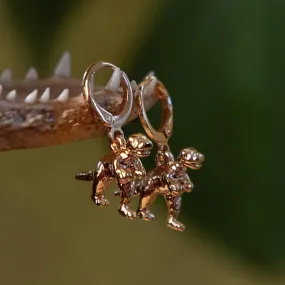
[82, 60, 133, 139]
[135, 76, 173, 146]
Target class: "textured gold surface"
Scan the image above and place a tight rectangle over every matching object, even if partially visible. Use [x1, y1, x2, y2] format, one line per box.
[135, 77, 204, 231]
[1, 1, 285, 284]
[76, 132, 152, 219]
[76, 61, 153, 219]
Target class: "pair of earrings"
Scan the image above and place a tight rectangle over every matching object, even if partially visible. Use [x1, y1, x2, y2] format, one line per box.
[75, 61, 205, 232]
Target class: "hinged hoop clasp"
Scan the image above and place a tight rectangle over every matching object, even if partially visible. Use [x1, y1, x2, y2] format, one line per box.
[135, 76, 173, 145]
[82, 60, 133, 139]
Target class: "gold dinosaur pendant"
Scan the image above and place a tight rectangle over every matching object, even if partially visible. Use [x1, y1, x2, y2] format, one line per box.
[76, 132, 152, 219]
[75, 61, 153, 219]
[75, 60, 204, 231]
[134, 76, 205, 231]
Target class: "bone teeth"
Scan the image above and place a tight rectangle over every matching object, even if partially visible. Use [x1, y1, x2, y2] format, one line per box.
[131, 80, 137, 90]
[24, 89, 38, 104]
[145, 76, 157, 96]
[25, 67, 38, 80]
[54, 51, 70, 77]
[0, 84, 2, 96]
[6, 89, 16, 101]
[39, 87, 50, 102]
[105, 67, 121, 92]
[1, 69, 12, 81]
[146, 71, 155, 78]
[57, 89, 69, 102]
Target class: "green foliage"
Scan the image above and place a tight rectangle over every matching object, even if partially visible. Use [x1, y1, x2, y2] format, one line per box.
[127, 0, 285, 268]
[4, 0, 285, 269]
[4, 0, 82, 69]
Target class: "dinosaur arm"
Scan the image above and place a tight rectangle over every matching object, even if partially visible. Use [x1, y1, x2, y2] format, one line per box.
[165, 174, 183, 196]
[177, 173, 194, 193]
[165, 172, 193, 195]
[133, 159, 146, 179]
[113, 157, 133, 184]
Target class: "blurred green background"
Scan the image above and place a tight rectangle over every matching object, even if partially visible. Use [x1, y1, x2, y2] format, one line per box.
[0, 0, 285, 284]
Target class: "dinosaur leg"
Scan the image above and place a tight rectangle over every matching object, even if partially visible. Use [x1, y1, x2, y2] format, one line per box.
[117, 181, 137, 219]
[164, 194, 185, 231]
[114, 182, 141, 197]
[137, 187, 157, 221]
[92, 163, 111, 207]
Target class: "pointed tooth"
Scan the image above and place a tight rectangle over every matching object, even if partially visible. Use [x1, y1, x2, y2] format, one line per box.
[57, 89, 69, 102]
[105, 67, 121, 92]
[131, 80, 137, 90]
[145, 77, 157, 96]
[25, 67, 38, 80]
[1, 69, 12, 81]
[54, 51, 70, 77]
[145, 71, 155, 78]
[6, 90, 16, 101]
[0, 84, 2, 96]
[24, 89, 38, 104]
[40, 87, 50, 102]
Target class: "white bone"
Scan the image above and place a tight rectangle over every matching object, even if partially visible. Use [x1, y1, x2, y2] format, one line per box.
[131, 80, 137, 90]
[25, 68, 38, 80]
[40, 87, 50, 103]
[1, 69, 12, 81]
[146, 71, 155, 78]
[0, 84, 2, 96]
[54, 51, 70, 77]
[6, 90, 16, 101]
[25, 89, 38, 104]
[105, 67, 120, 92]
[145, 77, 157, 96]
[57, 89, 69, 102]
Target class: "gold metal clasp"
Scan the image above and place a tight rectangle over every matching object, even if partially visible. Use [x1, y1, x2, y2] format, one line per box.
[135, 76, 173, 146]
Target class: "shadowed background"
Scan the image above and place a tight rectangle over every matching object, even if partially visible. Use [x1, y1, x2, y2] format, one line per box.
[0, 0, 284, 284]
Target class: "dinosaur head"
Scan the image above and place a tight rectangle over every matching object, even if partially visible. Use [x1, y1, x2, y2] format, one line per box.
[178, 147, 204, 170]
[126, 133, 153, 158]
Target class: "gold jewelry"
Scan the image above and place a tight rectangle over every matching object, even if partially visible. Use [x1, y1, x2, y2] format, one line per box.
[75, 61, 153, 219]
[134, 75, 205, 231]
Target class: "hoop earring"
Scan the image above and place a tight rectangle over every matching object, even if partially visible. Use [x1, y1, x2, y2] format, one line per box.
[135, 75, 205, 231]
[75, 61, 153, 220]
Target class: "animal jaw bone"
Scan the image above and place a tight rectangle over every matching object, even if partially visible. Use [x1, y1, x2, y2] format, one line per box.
[0, 52, 158, 152]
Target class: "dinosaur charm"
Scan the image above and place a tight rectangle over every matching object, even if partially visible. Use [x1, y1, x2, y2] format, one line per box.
[76, 132, 153, 219]
[136, 146, 204, 231]
[134, 75, 205, 231]
[75, 61, 153, 219]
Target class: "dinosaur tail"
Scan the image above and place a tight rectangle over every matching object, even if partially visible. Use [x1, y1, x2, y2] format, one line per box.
[75, 170, 94, 181]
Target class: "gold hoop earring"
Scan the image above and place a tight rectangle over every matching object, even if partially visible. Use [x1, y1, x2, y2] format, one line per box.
[75, 61, 153, 220]
[135, 75, 205, 231]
